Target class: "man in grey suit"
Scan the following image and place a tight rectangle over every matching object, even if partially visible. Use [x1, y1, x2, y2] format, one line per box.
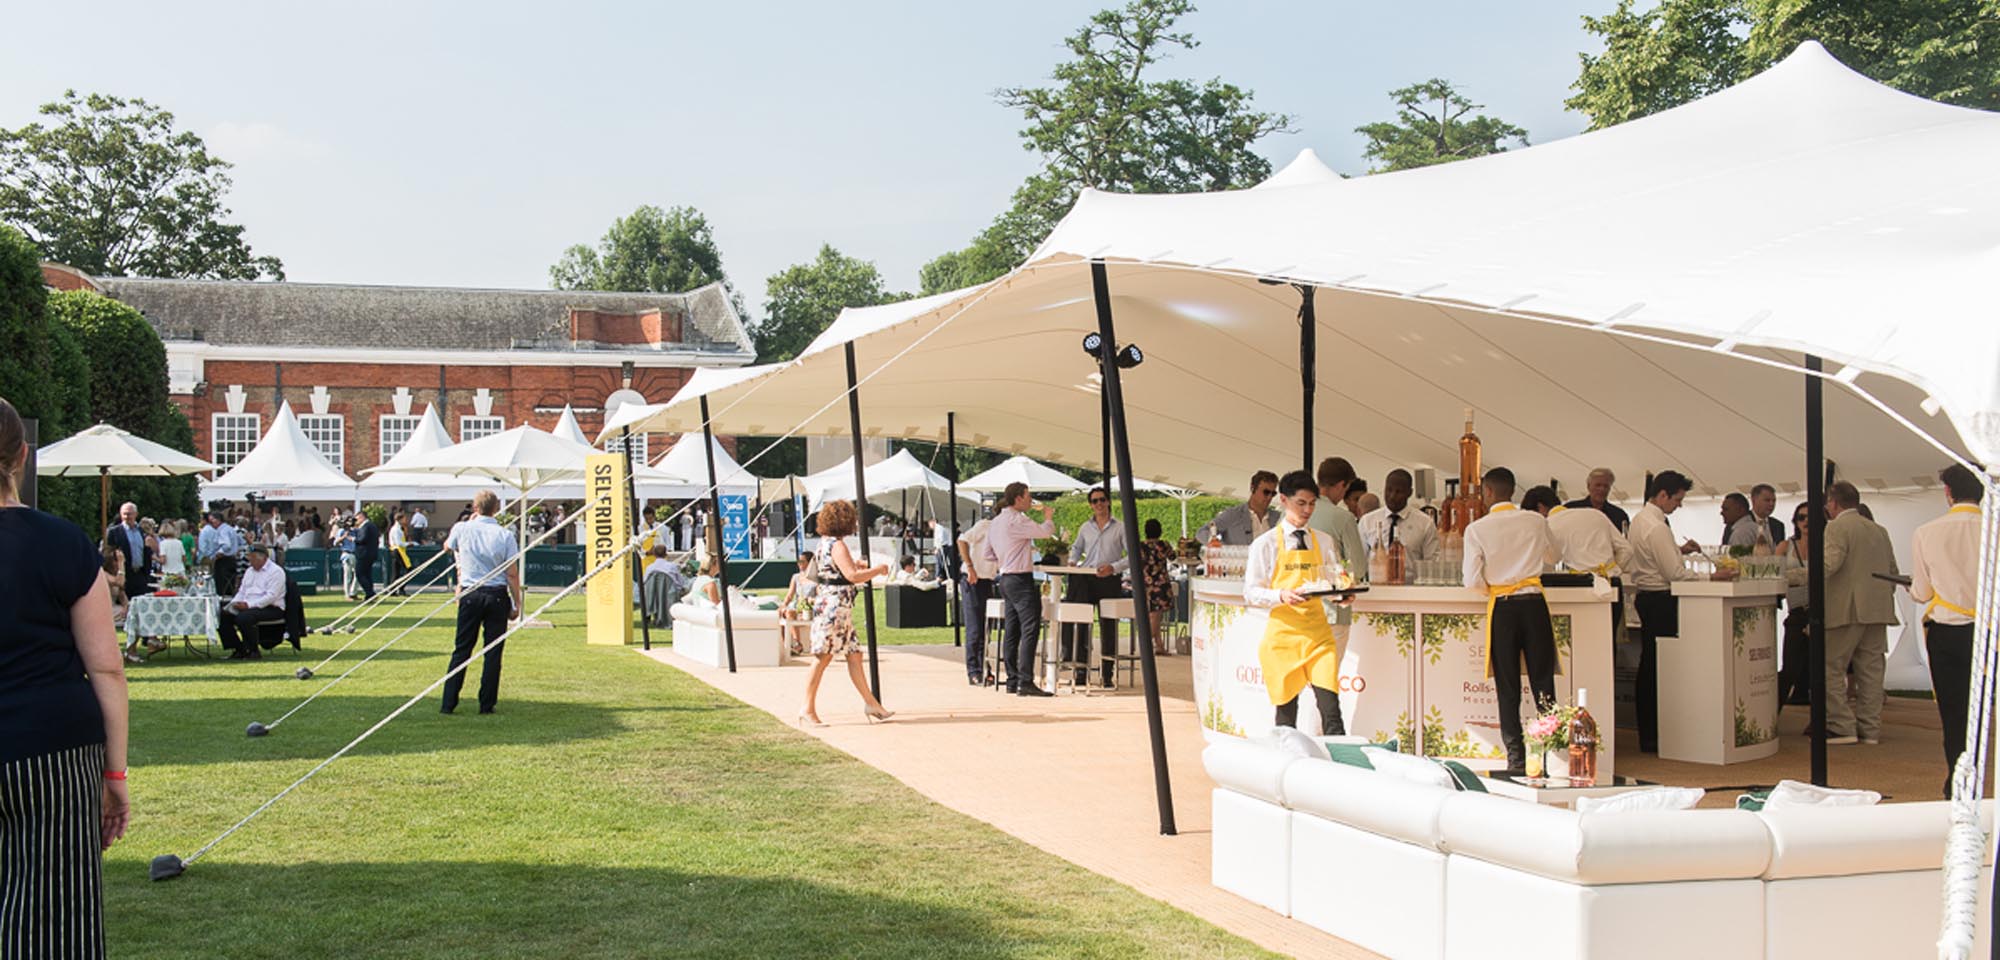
[1198, 470, 1280, 546]
[1820, 481, 1900, 745]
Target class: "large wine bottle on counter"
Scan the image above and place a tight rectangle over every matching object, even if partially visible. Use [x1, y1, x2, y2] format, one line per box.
[1568, 688, 1600, 787]
[1439, 478, 1460, 534]
[1451, 409, 1485, 532]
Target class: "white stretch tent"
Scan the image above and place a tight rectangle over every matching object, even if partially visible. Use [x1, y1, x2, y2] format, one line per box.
[621, 43, 1996, 502]
[550, 405, 591, 446]
[1252, 148, 1344, 190]
[203, 402, 357, 502]
[647, 434, 759, 500]
[357, 405, 500, 501]
[960, 455, 1090, 494]
[797, 449, 978, 511]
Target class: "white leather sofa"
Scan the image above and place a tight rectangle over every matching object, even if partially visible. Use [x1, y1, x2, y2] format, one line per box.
[1202, 738, 1993, 960]
[670, 602, 784, 668]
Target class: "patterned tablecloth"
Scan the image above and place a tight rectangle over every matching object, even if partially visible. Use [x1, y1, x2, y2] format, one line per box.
[125, 595, 220, 649]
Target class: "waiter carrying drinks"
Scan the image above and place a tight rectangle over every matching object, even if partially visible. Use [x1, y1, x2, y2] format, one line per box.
[1242, 470, 1353, 734]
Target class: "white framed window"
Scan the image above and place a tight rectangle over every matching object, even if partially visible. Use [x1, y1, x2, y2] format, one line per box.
[460, 415, 506, 442]
[604, 432, 648, 463]
[211, 413, 261, 469]
[379, 415, 423, 462]
[298, 414, 345, 470]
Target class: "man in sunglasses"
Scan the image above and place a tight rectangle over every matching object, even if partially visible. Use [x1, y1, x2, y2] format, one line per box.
[1199, 470, 1281, 546]
[1063, 487, 1130, 688]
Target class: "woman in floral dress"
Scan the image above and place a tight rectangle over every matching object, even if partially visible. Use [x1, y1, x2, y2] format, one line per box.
[1139, 519, 1177, 655]
[799, 499, 893, 727]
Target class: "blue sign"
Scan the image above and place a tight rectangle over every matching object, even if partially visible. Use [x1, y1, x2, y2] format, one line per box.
[791, 494, 807, 555]
[721, 494, 751, 559]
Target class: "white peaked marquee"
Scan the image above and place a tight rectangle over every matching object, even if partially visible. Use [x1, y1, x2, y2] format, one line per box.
[357, 405, 499, 501]
[960, 455, 1091, 494]
[203, 402, 357, 502]
[619, 43, 1997, 503]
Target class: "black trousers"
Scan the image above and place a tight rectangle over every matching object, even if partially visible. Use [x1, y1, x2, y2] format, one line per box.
[212, 554, 240, 598]
[1060, 573, 1123, 684]
[1635, 589, 1679, 753]
[217, 603, 286, 652]
[1275, 685, 1344, 736]
[355, 549, 378, 599]
[959, 575, 993, 681]
[443, 587, 512, 712]
[997, 573, 1041, 689]
[387, 549, 409, 595]
[1491, 593, 1559, 765]
[1778, 605, 1813, 705]
[1927, 621, 1974, 788]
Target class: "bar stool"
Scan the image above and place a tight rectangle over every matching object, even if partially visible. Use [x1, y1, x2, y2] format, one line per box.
[983, 597, 1007, 686]
[1097, 598, 1141, 689]
[1046, 601, 1099, 693]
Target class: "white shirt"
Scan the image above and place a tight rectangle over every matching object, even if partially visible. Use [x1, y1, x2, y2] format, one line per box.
[389, 524, 408, 549]
[1068, 516, 1129, 574]
[1242, 519, 1347, 608]
[231, 560, 286, 610]
[1627, 501, 1701, 591]
[1911, 505, 1981, 625]
[410, 510, 428, 530]
[158, 537, 187, 576]
[957, 518, 999, 579]
[1462, 504, 1559, 593]
[1360, 504, 1439, 561]
[984, 507, 1054, 575]
[1547, 505, 1633, 576]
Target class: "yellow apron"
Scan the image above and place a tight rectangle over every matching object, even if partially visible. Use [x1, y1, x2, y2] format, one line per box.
[1259, 529, 1341, 705]
[1923, 506, 1982, 623]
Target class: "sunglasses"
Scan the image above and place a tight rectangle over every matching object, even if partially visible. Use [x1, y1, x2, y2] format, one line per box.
[1088, 498, 1109, 505]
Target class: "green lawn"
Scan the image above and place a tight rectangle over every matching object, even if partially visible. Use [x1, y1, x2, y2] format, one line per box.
[107, 593, 1270, 959]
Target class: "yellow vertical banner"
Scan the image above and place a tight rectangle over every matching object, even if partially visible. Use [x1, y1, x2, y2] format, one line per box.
[585, 452, 634, 646]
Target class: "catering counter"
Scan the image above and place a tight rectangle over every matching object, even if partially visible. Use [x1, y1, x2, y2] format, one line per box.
[1657, 579, 1785, 765]
[1190, 578, 1616, 778]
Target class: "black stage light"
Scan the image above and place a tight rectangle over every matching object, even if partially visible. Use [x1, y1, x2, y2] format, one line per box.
[1116, 343, 1144, 369]
[1081, 332, 1104, 357]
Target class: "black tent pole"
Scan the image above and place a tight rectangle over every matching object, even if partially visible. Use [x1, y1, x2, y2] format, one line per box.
[845, 342, 882, 702]
[698, 397, 738, 673]
[1091, 260, 1176, 836]
[1299, 284, 1316, 474]
[623, 425, 651, 651]
[948, 412, 963, 649]
[1806, 355, 1828, 786]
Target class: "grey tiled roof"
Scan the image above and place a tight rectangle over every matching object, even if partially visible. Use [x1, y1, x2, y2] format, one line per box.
[93, 277, 754, 355]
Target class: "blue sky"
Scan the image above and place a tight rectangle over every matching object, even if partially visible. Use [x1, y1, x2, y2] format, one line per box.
[5, 2, 1615, 319]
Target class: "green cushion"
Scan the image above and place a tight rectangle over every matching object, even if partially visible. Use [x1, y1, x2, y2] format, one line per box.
[1736, 789, 1772, 811]
[1436, 759, 1487, 793]
[1322, 743, 1376, 770]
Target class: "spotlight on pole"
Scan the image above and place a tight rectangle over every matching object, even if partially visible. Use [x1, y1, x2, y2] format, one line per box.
[1080, 332, 1104, 357]
[1116, 343, 1144, 369]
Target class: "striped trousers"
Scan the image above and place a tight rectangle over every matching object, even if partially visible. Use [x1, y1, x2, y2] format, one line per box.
[1, 743, 106, 959]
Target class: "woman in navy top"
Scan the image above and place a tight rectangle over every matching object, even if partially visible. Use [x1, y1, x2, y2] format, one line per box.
[0, 399, 130, 957]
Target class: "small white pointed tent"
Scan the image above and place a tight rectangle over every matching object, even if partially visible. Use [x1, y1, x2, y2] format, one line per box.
[371, 424, 598, 494]
[960, 455, 1090, 494]
[202, 402, 357, 502]
[650, 434, 759, 500]
[550, 405, 591, 446]
[357, 405, 499, 501]
[1252, 148, 1343, 190]
[800, 449, 978, 511]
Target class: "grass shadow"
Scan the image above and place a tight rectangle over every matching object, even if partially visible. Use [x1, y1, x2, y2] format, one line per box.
[131, 696, 629, 766]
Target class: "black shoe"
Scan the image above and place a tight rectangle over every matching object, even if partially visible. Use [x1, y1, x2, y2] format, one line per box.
[440, 706, 455, 715]
[477, 707, 495, 715]
[245, 648, 262, 660]
[968, 675, 982, 686]
[290, 636, 302, 652]
[1004, 681, 1018, 694]
[1017, 684, 1054, 698]
[227, 649, 249, 660]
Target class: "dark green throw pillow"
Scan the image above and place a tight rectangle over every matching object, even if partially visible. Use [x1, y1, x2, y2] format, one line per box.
[1436, 759, 1487, 793]
[1323, 743, 1376, 770]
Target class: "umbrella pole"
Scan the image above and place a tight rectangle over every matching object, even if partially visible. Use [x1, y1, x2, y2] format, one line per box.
[948, 412, 961, 650]
[699, 398, 739, 673]
[845, 342, 881, 703]
[100, 467, 109, 536]
[1092, 260, 1176, 836]
[624, 426, 651, 652]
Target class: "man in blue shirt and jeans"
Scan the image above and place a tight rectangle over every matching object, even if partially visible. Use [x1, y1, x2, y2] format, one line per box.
[441, 490, 521, 715]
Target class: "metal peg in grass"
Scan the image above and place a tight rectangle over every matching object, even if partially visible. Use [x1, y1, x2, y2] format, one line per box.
[245, 722, 269, 738]
[149, 854, 185, 881]
[295, 667, 314, 680]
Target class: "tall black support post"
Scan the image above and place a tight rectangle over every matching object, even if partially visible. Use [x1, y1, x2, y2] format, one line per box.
[948, 412, 963, 649]
[1298, 285, 1316, 474]
[1805, 355, 1828, 786]
[844, 342, 883, 702]
[622, 426, 652, 651]
[1091, 260, 1177, 836]
[21, 418, 36, 509]
[1101, 388, 1113, 489]
[698, 397, 739, 672]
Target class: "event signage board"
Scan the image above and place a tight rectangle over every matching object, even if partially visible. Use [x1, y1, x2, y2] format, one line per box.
[584, 453, 633, 646]
[720, 494, 750, 560]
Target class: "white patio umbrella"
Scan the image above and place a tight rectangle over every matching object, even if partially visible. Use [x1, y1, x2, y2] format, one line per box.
[960, 455, 1091, 494]
[36, 422, 215, 532]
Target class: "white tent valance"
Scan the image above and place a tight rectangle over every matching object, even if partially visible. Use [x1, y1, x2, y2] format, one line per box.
[203, 402, 357, 502]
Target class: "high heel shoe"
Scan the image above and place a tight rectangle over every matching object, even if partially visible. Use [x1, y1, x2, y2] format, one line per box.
[864, 705, 895, 723]
[795, 709, 827, 728]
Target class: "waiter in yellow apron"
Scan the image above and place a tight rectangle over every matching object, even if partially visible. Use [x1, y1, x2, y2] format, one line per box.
[1243, 470, 1352, 734]
[1462, 467, 1561, 774]
[1908, 463, 1985, 792]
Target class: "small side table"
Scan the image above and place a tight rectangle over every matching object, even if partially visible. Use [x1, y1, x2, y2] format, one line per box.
[1480, 774, 1656, 808]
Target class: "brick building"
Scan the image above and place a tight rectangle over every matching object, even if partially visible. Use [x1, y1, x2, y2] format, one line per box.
[41, 264, 756, 480]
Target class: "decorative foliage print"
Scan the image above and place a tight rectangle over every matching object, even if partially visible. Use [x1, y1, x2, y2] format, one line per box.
[1420, 612, 1480, 665]
[1364, 612, 1417, 659]
[1734, 698, 1772, 747]
[1202, 693, 1244, 737]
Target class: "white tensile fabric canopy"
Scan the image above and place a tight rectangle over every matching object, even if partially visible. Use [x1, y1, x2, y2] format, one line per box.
[621, 43, 1997, 504]
[960, 455, 1090, 494]
[36, 423, 214, 477]
[203, 402, 356, 501]
[795, 449, 979, 511]
[357, 405, 501, 501]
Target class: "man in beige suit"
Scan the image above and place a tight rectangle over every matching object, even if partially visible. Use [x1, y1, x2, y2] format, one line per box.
[1820, 481, 1901, 745]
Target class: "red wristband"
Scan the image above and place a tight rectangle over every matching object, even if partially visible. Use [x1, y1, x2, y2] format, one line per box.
[103, 769, 127, 781]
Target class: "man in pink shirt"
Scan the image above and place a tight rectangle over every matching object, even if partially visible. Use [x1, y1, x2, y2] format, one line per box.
[984, 482, 1056, 696]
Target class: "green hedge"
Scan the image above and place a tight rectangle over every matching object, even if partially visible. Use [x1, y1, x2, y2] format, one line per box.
[1042, 493, 1242, 547]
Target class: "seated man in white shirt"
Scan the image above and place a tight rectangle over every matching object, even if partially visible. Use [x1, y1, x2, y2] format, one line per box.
[217, 544, 287, 660]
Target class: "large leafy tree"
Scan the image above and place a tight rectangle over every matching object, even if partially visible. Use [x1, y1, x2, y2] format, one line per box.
[1568, 0, 2000, 129]
[44, 289, 200, 525]
[0, 225, 91, 524]
[549, 204, 730, 293]
[0, 91, 284, 280]
[923, 0, 1291, 286]
[1356, 80, 1529, 173]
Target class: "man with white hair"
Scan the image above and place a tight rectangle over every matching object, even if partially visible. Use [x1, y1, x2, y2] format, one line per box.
[1565, 467, 1630, 534]
[105, 501, 153, 598]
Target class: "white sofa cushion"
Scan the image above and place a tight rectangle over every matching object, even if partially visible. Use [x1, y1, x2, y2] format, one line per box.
[1759, 799, 1995, 879]
[1283, 755, 1453, 849]
[1362, 746, 1457, 791]
[670, 602, 782, 628]
[1438, 791, 1772, 884]
[1291, 813, 1446, 960]
[1202, 739, 1304, 806]
[1765, 867, 1991, 959]
[1261, 725, 1330, 762]
[1573, 787, 1705, 814]
[1444, 855, 1764, 960]
[1764, 779, 1881, 808]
